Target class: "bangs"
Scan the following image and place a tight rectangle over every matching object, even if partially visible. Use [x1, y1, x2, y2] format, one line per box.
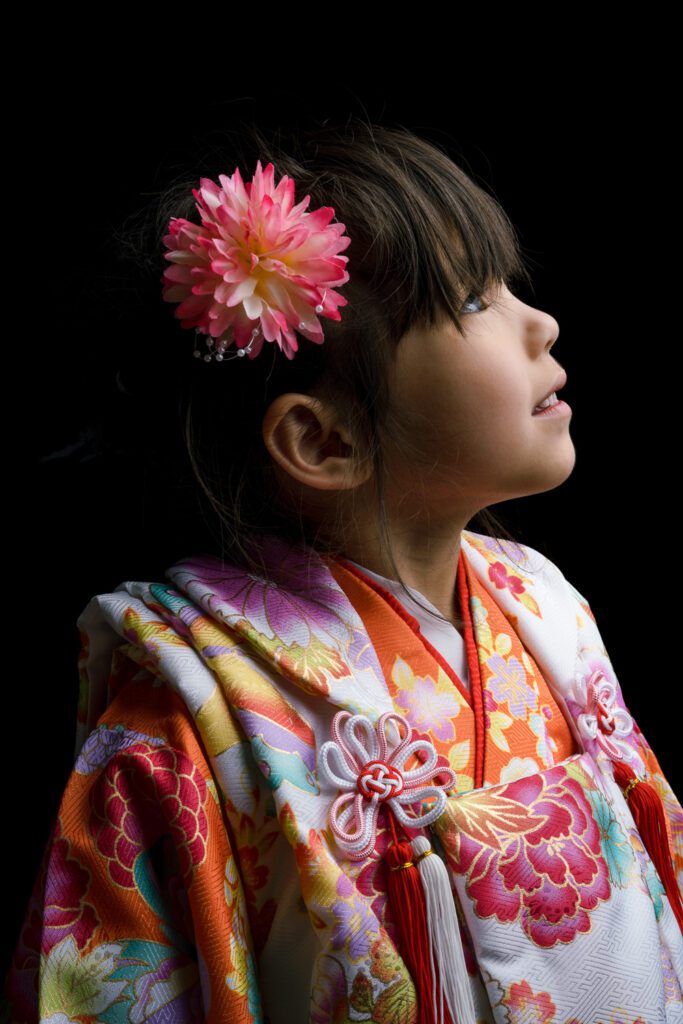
[438, 186, 535, 307]
[166, 117, 535, 345]
[371, 127, 536, 335]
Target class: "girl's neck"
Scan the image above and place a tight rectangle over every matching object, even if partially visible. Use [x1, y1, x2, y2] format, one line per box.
[341, 552, 465, 632]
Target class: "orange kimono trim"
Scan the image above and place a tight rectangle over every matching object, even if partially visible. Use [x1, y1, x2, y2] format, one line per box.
[325, 546, 577, 792]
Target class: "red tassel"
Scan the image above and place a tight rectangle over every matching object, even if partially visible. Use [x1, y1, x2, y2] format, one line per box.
[384, 813, 452, 1024]
[612, 759, 683, 934]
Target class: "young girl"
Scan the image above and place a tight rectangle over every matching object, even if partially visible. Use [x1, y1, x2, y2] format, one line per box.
[6, 118, 683, 1024]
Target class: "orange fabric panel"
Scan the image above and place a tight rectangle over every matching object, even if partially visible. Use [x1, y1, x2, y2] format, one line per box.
[326, 549, 577, 795]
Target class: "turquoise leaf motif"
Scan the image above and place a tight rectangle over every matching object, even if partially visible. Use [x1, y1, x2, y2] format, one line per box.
[587, 787, 637, 889]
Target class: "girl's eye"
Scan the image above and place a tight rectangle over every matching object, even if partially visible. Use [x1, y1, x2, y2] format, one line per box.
[460, 292, 490, 315]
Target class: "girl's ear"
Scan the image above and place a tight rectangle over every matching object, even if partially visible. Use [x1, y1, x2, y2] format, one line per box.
[262, 394, 373, 492]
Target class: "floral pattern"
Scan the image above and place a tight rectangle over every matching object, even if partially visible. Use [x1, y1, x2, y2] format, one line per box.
[502, 978, 556, 1023]
[586, 784, 637, 889]
[443, 759, 611, 947]
[6, 528, 683, 1022]
[90, 739, 210, 887]
[487, 651, 539, 716]
[354, 816, 395, 939]
[394, 658, 463, 740]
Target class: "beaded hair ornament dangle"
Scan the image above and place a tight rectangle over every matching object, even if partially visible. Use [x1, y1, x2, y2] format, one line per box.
[190, 288, 329, 362]
[159, 159, 351, 362]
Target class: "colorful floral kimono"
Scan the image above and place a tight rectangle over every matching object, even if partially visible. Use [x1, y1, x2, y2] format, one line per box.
[6, 529, 683, 1023]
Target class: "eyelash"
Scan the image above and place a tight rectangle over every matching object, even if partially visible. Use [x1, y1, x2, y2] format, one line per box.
[460, 292, 490, 315]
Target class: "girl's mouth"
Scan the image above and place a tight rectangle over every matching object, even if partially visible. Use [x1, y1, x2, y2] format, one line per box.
[532, 394, 572, 417]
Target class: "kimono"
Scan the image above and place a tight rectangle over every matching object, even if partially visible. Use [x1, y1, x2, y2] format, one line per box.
[5, 527, 683, 1023]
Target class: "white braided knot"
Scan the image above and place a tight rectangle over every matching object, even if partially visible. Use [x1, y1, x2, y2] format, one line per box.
[318, 710, 457, 860]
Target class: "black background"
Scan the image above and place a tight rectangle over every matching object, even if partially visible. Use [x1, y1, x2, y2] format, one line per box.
[12, 62, 679, 977]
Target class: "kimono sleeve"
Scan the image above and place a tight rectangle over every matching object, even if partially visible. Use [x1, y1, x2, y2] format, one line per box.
[4, 671, 264, 1024]
[567, 577, 683, 890]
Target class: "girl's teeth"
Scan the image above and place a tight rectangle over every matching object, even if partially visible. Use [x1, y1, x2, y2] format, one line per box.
[535, 392, 558, 411]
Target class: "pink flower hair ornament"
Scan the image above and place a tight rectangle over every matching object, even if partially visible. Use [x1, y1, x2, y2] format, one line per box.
[160, 159, 352, 362]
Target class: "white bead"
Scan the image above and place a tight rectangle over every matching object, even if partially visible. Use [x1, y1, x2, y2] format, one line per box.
[193, 350, 201, 358]
[315, 303, 323, 313]
[216, 354, 224, 361]
[203, 354, 211, 362]
[237, 349, 245, 357]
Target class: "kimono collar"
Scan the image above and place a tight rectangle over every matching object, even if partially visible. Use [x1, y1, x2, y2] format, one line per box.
[75, 529, 583, 753]
[165, 528, 580, 698]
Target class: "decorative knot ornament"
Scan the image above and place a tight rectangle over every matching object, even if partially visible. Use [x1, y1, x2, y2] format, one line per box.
[357, 760, 405, 800]
[573, 668, 634, 761]
[318, 709, 476, 1023]
[318, 710, 456, 861]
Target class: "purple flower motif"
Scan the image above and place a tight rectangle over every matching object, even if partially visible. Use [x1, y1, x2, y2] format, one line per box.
[75, 724, 165, 775]
[168, 535, 357, 650]
[331, 872, 379, 962]
[395, 673, 462, 741]
[486, 653, 538, 716]
[479, 534, 528, 564]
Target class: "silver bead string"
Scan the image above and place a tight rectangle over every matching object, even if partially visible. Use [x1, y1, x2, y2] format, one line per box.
[192, 292, 328, 362]
[193, 326, 260, 362]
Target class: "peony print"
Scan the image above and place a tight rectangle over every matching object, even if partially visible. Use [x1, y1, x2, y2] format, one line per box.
[89, 740, 210, 889]
[501, 978, 556, 1022]
[447, 760, 610, 947]
[25, 819, 99, 959]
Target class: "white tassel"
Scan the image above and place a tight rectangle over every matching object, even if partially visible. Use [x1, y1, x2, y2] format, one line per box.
[411, 835, 476, 1024]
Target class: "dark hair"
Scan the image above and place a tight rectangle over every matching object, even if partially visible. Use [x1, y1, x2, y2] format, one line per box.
[115, 115, 539, 629]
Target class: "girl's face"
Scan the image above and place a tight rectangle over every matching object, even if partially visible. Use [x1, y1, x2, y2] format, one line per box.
[383, 282, 575, 515]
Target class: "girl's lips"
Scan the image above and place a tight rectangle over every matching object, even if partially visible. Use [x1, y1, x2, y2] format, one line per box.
[533, 370, 568, 411]
[532, 399, 572, 418]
